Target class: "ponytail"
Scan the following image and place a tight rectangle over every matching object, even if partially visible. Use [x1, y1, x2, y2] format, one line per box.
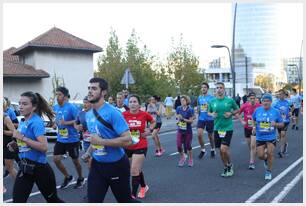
[21, 92, 55, 123]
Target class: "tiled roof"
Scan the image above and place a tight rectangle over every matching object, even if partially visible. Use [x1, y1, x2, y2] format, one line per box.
[3, 47, 19, 62]
[3, 47, 49, 78]
[12, 27, 102, 55]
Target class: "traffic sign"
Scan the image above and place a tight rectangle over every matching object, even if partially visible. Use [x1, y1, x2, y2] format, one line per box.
[120, 68, 135, 89]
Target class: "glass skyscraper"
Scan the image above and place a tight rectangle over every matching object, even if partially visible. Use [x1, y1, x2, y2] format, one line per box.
[234, 3, 283, 81]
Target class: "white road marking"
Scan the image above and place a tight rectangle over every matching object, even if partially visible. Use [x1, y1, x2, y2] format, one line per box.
[4, 178, 88, 203]
[271, 170, 303, 203]
[245, 157, 303, 203]
[169, 143, 210, 156]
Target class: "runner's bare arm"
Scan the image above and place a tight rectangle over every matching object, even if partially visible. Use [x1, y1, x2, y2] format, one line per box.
[13, 130, 48, 153]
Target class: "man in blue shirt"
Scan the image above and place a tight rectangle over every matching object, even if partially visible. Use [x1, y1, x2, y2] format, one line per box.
[290, 88, 302, 130]
[252, 93, 284, 180]
[197, 82, 215, 158]
[272, 89, 291, 158]
[53, 87, 85, 189]
[85, 77, 138, 203]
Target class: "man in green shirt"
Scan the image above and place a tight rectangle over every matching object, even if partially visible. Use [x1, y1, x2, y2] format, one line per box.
[208, 82, 239, 177]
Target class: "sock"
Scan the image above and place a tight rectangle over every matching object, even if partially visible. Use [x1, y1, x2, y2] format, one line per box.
[211, 148, 215, 151]
[201, 148, 206, 152]
[139, 171, 146, 187]
[132, 175, 141, 196]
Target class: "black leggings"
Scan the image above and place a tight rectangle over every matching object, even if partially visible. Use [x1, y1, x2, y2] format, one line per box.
[13, 161, 64, 203]
[88, 156, 139, 203]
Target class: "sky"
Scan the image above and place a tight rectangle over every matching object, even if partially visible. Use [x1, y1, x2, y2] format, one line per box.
[2, 2, 303, 71]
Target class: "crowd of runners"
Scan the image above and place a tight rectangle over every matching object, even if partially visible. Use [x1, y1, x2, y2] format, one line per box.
[2, 77, 303, 203]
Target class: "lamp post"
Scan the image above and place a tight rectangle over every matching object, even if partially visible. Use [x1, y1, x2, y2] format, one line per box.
[211, 45, 235, 96]
[287, 64, 301, 93]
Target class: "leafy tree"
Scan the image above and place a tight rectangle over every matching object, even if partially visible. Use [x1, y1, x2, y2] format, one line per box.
[255, 73, 275, 91]
[95, 29, 125, 97]
[166, 35, 205, 96]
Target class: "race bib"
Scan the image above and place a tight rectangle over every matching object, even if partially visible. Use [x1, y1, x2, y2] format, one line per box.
[131, 130, 140, 144]
[281, 114, 287, 121]
[83, 131, 91, 142]
[200, 104, 208, 112]
[17, 139, 31, 153]
[218, 130, 226, 138]
[92, 144, 107, 156]
[247, 119, 253, 126]
[178, 121, 187, 130]
[59, 128, 69, 137]
[259, 122, 270, 129]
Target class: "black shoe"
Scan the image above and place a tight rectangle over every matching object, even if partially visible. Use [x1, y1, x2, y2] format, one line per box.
[278, 151, 284, 158]
[74, 177, 85, 189]
[296, 126, 299, 130]
[60, 175, 74, 189]
[284, 143, 288, 154]
[210, 150, 215, 158]
[292, 124, 296, 130]
[3, 170, 9, 178]
[198, 150, 206, 159]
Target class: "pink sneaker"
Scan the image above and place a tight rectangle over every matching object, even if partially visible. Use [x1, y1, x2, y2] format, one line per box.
[155, 151, 162, 156]
[159, 148, 165, 155]
[178, 156, 186, 167]
[137, 185, 149, 199]
[188, 159, 194, 167]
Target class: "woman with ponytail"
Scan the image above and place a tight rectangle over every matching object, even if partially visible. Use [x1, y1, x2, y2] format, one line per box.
[9, 92, 64, 202]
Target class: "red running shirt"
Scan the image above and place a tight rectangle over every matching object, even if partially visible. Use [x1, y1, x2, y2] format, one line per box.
[239, 102, 261, 129]
[123, 110, 154, 150]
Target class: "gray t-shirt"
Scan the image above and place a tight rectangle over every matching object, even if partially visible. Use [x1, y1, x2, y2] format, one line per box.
[147, 103, 162, 123]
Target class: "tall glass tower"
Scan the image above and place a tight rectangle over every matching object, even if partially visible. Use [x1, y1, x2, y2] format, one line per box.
[234, 3, 283, 82]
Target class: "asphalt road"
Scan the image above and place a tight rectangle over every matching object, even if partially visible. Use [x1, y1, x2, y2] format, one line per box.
[3, 116, 303, 203]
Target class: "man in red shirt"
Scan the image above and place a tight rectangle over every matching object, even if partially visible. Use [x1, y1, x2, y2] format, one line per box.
[123, 94, 155, 200]
[238, 92, 261, 169]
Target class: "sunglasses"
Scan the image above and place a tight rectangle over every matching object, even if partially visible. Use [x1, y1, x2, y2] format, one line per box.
[216, 87, 223, 89]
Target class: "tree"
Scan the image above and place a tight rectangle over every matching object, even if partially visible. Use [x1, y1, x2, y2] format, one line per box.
[95, 29, 125, 97]
[51, 71, 65, 103]
[166, 35, 205, 95]
[254, 73, 275, 91]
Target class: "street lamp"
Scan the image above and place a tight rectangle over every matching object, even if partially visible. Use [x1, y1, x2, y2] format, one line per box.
[211, 45, 236, 96]
[287, 64, 302, 93]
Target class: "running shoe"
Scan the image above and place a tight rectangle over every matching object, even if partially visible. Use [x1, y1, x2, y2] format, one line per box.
[159, 148, 165, 155]
[74, 177, 85, 189]
[60, 175, 74, 189]
[292, 124, 296, 130]
[188, 159, 194, 167]
[131, 195, 136, 199]
[296, 126, 299, 130]
[221, 167, 228, 177]
[248, 163, 255, 170]
[210, 150, 215, 158]
[264, 170, 272, 180]
[137, 185, 149, 199]
[227, 164, 234, 177]
[178, 156, 186, 167]
[155, 150, 161, 156]
[263, 159, 268, 170]
[278, 151, 284, 158]
[198, 150, 206, 159]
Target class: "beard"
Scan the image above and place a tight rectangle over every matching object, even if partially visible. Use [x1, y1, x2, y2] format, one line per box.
[89, 93, 102, 104]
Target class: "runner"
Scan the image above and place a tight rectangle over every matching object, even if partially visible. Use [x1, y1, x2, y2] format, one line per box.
[116, 92, 129, 113]
[238, 92, 261, 169]
[4, 97, 19, 128]
[290, 88, 302, 130]
[75, 96, 93, 166]
[53, 86, 85, 189]
[208, 82, 240, 177]
[176, 95, 195, 167]
[108, 96, 116, 106]
[197, 82, 216, 159]
[272, 89, 291, 158]
[146, 96, 165, 156]
[123, 94, 155, 199]
[3, 98, 17, 190]
[252, 93, 284, 180]
[164, 94, 174, 119]
[9, 92, 63, 202]
[85, 77, 139, 203]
